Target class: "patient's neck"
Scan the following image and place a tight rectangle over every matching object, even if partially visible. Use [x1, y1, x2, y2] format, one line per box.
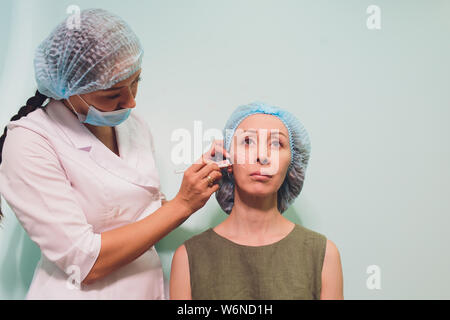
[225, 186, 287, 240]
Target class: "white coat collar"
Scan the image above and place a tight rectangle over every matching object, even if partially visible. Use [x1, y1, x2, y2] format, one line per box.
[36, 99, 160, 190]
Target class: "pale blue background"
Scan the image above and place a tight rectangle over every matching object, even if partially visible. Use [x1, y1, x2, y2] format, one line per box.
[0, 0, 449, 299]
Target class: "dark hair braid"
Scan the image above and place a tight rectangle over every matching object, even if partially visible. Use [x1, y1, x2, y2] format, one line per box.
[0, 90, 48, 221]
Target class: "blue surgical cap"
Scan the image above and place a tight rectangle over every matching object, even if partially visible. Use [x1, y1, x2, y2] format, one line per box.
[34, 8, 143, 100]
[216, 102, 312, 214]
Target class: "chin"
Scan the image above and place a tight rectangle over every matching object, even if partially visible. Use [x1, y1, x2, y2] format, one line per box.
[241, 183, 277, 197]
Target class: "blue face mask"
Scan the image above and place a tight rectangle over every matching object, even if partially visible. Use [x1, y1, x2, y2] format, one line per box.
[68, 95, 131, 127]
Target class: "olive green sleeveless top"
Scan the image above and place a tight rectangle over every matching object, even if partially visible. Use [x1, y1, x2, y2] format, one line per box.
[184, 224, 327, 300]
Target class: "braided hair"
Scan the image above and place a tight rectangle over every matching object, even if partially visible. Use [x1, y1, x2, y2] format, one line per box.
[0, 90, 48, 221]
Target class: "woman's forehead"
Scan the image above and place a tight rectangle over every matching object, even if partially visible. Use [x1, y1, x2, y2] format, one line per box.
[236, 114, 289, 136]
[108, 68, 142, 89]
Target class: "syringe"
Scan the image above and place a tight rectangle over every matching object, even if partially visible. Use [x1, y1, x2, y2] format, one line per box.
[174, 160, 232, 174]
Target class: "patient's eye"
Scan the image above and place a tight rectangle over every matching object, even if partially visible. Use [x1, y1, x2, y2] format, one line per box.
[243, 136, 256, 145]
[271, 140, 282, 148]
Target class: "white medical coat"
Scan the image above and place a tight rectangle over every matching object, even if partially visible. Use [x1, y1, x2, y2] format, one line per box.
[0, 99, 165, 299]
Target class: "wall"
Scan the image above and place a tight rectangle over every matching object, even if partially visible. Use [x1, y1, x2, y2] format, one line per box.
[0, 0, 449, 299]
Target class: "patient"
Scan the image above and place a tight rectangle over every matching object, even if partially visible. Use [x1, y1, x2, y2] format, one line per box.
[170, 102, 343, 300]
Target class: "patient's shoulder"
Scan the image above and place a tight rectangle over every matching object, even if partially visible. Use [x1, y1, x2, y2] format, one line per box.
[295, 224, 327, 242]
[184, 228, 214, 247]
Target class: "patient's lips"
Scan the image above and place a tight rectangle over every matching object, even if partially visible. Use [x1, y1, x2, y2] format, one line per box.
[250, 170, 272, 181]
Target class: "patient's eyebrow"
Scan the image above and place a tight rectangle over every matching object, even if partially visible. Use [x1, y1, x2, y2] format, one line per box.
[270, 131, 288, 138]
[242, 129, 288, 138]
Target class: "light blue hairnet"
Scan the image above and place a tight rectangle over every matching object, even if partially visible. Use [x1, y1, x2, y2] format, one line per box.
[216, 102, 312, 214]
[34, 8, 143, 100]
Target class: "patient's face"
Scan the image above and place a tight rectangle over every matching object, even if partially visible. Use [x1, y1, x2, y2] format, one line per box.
[230, 114, 291, 198]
